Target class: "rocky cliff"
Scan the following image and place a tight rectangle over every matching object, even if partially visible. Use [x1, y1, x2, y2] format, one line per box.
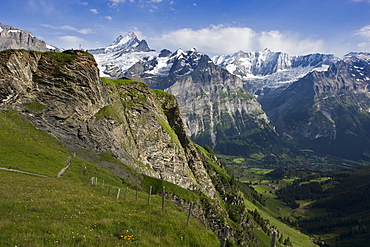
[264, 53, 370, 159]
[91, 33, 282, 157]
[113, 48, 281, 156]
[0, 49, 257, 245]
[213, 49, 337, 100]
[0, 23, 58, 52]
[0, 49, 217, 196]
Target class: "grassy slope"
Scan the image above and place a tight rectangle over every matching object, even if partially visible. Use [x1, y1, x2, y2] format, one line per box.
[0, 110, 69, 177]
[245, 199, 317, 247]
[0, 110, 219, 247]
[225, 164, 318, 247]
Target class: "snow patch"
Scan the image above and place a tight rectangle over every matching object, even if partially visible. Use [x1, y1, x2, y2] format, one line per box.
[46, 44, 56, 50]
[8, 29, 21, 33]
[94, 51, 158, 77]
[148, 57, 173, 76]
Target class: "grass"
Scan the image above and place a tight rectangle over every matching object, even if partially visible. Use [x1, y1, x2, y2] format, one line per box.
[244, 199, 317, 247]
[101, 77, 147, 88]
[156, 116, 182, 146]
[22, 102, 48, 112]
[252, 227, 283, 247]
[152, 89, 172, 98]
[0, 110, 69, 176]
[0, 110, 219, 246]
[252, 184, 294, 221]
[226, 165, 273, 183]
[0, 171, 219, 247]
[95, 105, 122, 121]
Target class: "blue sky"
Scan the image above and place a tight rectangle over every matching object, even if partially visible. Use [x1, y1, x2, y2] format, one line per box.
[2, 0, 370, 56]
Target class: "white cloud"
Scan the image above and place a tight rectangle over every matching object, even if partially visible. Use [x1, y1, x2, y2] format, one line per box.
[110, 0, 162, 5]
[105, 16, 113, 20]
[58, 36, 86, 49]
[42, 24, 94, 35]
[109, 0, 126, 5]
[27, 0, 55, 15]
[78, 28, 94, 34]
[355, 25, 370, 38]
[354, 25, 370, 51]
[90, 8, 99, 14]
[148, 25, 325, 56]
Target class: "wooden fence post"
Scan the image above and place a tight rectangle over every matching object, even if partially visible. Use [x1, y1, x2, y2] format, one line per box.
[220, 226, 230, 247]
[116, 188, 121, 200]
[148, 186, 152, 204]
[124, 187, 128, 199]
[270, 230, 277, 247]
[136, 186, 138, 200]
[186, 201, 193, 227]
[162, 186, 165, 212]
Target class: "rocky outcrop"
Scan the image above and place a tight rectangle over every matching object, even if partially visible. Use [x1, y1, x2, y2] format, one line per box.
[119, 48, 281, 155]
[0, 49, 217, 197]
[213, 49, 337, 100]
[91, 34, 282, 156]
[89, 31, 154, 55]
[0, 23, 58, 52]
[164, 53, 280, 155]
[264, 53, 370, 159]
[0, 49, 260, 245]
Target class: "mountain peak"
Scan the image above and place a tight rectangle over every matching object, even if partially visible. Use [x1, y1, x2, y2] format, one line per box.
[111, 31, 138, 46]
[0, 23, 59, 52]
[105, 31, 140, 53]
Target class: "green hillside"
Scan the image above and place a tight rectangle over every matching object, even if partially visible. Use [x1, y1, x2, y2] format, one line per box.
[0, 110, 219, 247]
[0, 107, 318, 246]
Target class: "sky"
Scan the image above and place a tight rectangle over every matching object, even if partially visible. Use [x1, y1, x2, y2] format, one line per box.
[2, 0, 370, 57]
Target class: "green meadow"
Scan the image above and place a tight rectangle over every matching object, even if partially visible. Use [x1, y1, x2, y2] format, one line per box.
[0, 110, 219, 246]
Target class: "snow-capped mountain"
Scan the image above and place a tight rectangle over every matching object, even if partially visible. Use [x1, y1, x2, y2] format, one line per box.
[92, 34, 280, 155]
[264, 52, 370, 159]
[90, 31, 153, 55]
[91, 31, 156, 77]
[213, 49, 338, 98]
[0, 23, 59, 52]
[124, 47, 210, 88]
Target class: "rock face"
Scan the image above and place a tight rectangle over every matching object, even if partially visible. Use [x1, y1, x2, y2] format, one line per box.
[264, 53, 370, 159]
[119, 48, 281, 155]
[0, 49, 260, 245]
[92, 34, 281, 156]
[0, 23, 58, 52]
[213, 49, 337, 100]
[0, 49, 216, 197]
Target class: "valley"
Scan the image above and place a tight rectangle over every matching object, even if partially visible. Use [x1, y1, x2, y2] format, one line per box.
[2, 23, 370, 246]
[224, 156, 370, 247]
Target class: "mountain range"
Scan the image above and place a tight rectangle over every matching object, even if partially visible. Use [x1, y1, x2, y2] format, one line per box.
[3, 26, 370, 161]
[91, 31, 370, 160]
[0, 23, 58, 52]
[213, 49, 338, 100]
[2, 23, 370, 246]
[264, 52, 370, 159]
[91, 34, 283, 156]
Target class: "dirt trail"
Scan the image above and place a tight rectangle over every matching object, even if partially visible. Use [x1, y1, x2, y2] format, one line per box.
[0, 167, 48, 177]
[57, 154, 75, 177]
